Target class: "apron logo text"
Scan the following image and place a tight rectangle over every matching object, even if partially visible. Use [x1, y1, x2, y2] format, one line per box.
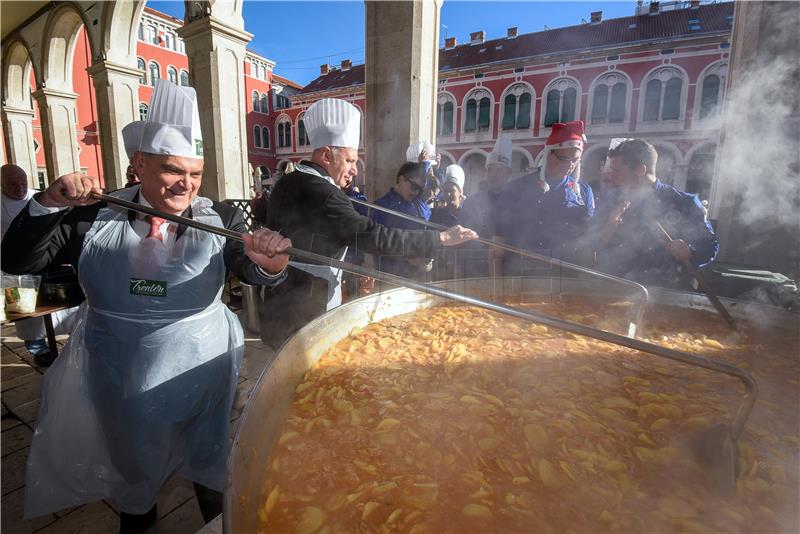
[130, 278, 168, 297]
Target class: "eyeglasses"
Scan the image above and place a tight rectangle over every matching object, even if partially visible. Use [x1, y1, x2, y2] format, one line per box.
[553, 153, 581, 164]
[407, 179, 422, 194]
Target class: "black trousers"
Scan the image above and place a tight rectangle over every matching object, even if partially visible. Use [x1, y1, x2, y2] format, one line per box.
[118, 482, 222, 533]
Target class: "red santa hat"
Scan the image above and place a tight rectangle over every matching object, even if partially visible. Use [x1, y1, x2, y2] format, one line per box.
[545, 120, 587, 150]
[534, 120, 587, 193]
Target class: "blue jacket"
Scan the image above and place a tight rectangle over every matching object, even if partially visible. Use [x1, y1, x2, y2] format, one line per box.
[370, 188, 432, 277]
[593, 179, 719, 288]
[495, 169, 595, 268]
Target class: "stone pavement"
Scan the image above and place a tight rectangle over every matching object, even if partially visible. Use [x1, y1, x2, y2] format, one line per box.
[1, 310, 275, 534]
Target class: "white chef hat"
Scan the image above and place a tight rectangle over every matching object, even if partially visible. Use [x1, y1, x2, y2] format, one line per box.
[121, 121, 144, 160]
[406, 140, 436, 163]
[304, 98, 361, 150]
[138, 79, 204, 159]
[486, 135, 512, 169]
[444, 164, 465, 191]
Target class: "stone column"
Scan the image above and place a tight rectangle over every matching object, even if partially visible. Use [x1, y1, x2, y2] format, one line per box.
[32, 88, 81, 181]
[710, 1, 799, 274]
[365, 0, 442, 198]
[1, 106, 39, 186]
[178, 17, 252, 201]
[87, 60, 141, 190]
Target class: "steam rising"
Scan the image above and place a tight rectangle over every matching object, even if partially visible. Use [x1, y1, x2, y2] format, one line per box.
[713, 5, 800, 274]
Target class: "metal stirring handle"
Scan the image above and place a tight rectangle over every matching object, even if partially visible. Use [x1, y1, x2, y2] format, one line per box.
[95, 193, 757, 441]
[350, 196, 649, 339]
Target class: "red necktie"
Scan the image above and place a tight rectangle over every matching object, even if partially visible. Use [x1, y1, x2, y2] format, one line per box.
[146, 216, 166, 242]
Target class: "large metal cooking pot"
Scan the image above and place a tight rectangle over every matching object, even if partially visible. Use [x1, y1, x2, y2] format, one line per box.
[225, 277, 798, 533]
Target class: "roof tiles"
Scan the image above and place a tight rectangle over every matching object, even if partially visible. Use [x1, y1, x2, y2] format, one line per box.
[298, 2, 732, 95]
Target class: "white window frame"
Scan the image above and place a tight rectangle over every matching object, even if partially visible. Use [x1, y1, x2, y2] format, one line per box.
[587, 71, 632, 135]
[637, 65, 689, 132]
[540, 76, 582, 134]
[694, 61, 727, 123]
[436, 92, 457, 141]
[148, 61, 161, 86]
[499, 82, 535, 139]
[461, 87, 494, 142]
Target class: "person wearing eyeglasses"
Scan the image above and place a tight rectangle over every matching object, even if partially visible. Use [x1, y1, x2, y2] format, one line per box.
[495, 121, 595, 271]
[370, 161, 434, 279]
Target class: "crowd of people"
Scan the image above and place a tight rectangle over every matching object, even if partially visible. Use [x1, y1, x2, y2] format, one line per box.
[1, 80, 718, 533]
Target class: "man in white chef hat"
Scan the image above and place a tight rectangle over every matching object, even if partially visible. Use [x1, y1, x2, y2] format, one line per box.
[455, 135, 514, 277]
[3, 79, 292, 531]
[259, 97, 477, 348]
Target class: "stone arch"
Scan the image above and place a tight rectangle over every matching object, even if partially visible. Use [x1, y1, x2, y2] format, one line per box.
[511, 148, 533, 176]
[184, 1, 245, 28]
[650, 141, 682, 186]
[3, 39, 37, 108]
[580, 142, 609, 194]
[41, 4, 90, 92]
[438, 150, 456, 169]
[684, 142, 717, 201]
[458, 148, 489, 196]
[102, 0, 147, 64]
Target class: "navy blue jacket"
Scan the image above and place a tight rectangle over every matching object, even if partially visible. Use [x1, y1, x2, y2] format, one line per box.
[370, 188, 432, 278]
[495, 169, 595, 269]
[593, 179, 718, 288]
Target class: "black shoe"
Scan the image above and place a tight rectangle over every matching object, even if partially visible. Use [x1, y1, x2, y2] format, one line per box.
[33, 351, 56, 367]
[119, 504, 157, 534]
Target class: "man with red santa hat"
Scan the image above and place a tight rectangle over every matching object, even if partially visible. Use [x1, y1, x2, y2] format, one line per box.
[495, 120, 595, 270]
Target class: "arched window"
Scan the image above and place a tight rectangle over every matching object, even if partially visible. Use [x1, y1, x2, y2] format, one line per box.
[298, 119, 310, 146]
[262, 127, 270, 149]
[697, 63, 727, 120]
[260, 93, 269, 114]
[643, 80, 662, 121]
[277, 121, 292, 148]
[139, 103, 148, 121]
[543, 79, 579, 127]
[146, 26, 158, 45]
[254, 125, 262, 148]
[437, 95, 454, 137]
[464, 89, 491, 133]
[180, 70, 189, 86]
[165, 32, 176, 50]
[137, 23, 144, 41]
[137, 57, 146, 85]
[609, 83, 626, 123]
[501, 84, 533, 130]
[284, 122, 292, 148]
[641, 67, 685, 122]
[148, 62, 160, 86]
[252, 91, 260, 112]
[590, 73, 628, 125]
[591, 85, 608, 124]
[662, 78, 682, 120]
[167, 66, 178, 85]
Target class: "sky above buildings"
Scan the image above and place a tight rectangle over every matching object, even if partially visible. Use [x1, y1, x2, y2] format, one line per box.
[149, 1, 652, 85]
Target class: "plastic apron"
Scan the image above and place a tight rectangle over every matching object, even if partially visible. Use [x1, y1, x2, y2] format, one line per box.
[288, 163, 347, 311]
[24, 187, 243, 517]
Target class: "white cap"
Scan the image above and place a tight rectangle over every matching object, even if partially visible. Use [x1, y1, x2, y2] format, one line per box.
[609, 138, 634, 151]
[444, 164, 465, 191]
[486, 135, 512, 168]
[406, 140, 436, 163]
[122, 121, 145, 159]
[138, 79, 203, 159]
[304, 98, 361, 150]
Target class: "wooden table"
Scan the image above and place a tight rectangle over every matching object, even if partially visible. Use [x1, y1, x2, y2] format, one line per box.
[3, 300, 82, 359]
